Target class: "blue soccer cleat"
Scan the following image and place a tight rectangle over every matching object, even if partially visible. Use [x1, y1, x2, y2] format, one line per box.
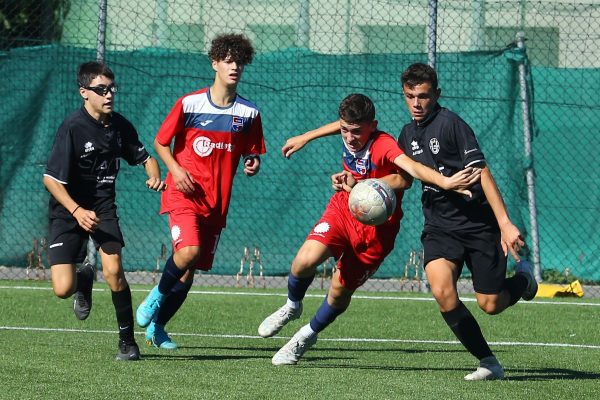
[145, 321, 177, 350]
[136, 286, 166, 328]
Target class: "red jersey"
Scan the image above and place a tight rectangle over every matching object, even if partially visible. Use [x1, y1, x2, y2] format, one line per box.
[156, 88, 266, 227]
[340, 130, 405, 225]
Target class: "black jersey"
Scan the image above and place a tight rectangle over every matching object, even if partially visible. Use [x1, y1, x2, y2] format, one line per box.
[44, 106, 150, 218]
[397, 104, 497, 232]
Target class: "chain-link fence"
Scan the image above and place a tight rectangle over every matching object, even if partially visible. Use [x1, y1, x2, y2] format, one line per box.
[1, 0, 598, 297]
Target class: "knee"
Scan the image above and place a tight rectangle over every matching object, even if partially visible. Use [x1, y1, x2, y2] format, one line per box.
[290, 253, 318, 277]
[477, 298, 502, 315]
[53, 285, 74, 299]
[174, 247, 202, 268]
[430, 285, 456, 307]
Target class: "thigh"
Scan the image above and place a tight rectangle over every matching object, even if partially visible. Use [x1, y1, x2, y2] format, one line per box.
[291, 239, 334, 277]
[169, 210, 222, 271]
[464, 230, 507, 295]
[48, 218, 87, 265]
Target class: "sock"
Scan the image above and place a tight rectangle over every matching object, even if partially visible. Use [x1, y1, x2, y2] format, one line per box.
[309, 296, 347, 333]
[158, 256, 186, 295]
[503, 274, 528, 306]
[441, 301, 493, 360]
[155, 280, 192, 326]
[287, 273, 315, 302]
[299, 323, 316, 338]
[112, 286, 135, 343]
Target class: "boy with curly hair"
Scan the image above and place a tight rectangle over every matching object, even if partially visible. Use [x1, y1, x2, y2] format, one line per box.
[136, 34, 266, 348]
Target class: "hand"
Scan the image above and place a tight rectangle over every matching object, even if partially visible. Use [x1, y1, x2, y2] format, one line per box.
[499, 221, 525, 261]
[244, 156, 260, 176]
[282, 135, 308, 159]
[171, 165, 196, 194]
[442, 167, 482, 197]
[331, 171, 356, 193]
[146, 176, 167, 192]
[73, 208, 100, 233]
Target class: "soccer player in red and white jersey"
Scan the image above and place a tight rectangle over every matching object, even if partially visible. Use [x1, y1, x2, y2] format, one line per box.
[136, 34, 266, 349]
[257, 93, 479, 365]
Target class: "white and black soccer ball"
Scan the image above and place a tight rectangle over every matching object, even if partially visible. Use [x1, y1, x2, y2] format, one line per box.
[348, 178, 397, 226]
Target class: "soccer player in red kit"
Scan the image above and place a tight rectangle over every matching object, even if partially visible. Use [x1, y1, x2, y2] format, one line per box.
[257, 93, 479, 365]
[136, 33, 265, 349]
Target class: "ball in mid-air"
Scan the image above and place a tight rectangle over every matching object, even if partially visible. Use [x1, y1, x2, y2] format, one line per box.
[348, 178, 396, 226]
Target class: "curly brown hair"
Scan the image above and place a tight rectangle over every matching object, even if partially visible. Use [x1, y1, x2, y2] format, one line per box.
[208, 33, 255, 65]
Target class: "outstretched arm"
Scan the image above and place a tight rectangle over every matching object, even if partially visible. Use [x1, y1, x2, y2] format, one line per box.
[480, 167, 525, 260]
[393, 154, 481, 196]
[142, 157, 166, 192]
[282, 120, 340, 158]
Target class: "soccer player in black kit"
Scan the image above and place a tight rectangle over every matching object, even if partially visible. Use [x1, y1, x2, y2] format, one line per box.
[43, 61, 166, 361]
[397, 63, 537, 380]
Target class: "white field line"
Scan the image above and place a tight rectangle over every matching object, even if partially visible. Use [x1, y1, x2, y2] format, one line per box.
[0, 325, 599, 350]
[1, 284, 600, 307]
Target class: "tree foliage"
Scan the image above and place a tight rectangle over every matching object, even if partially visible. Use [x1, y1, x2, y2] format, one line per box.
[0, 0, 71, 49]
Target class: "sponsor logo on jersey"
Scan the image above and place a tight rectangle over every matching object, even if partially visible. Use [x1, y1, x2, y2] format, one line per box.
[84, 142, 95, 152]
[192, 136, 233, 157]
[199, 120, 213, 127]
[171, 225, 181, 241]
[310, 222, 330, 238]
[411, 140, 423, 156]
[429, 138, 440, 154]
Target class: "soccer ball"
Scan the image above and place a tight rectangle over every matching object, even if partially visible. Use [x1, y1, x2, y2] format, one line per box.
[348, 178, 396, 226]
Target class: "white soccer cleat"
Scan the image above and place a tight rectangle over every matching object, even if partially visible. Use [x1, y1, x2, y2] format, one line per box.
[272, 331, 318, 366]
[515, 260, 538, 301]
[464, 356, 505, 381]
[258, 302, 303, 338]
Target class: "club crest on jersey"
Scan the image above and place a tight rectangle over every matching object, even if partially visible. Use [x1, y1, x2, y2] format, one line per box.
[232, 116, 244, 133]
[429, 138, 440, 154]
[356, 159, 367, 175]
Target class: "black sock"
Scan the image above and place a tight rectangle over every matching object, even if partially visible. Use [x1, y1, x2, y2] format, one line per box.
[155, 280, 192, 326]
[158, 256, 186, 294]
[441, 301, 493, 360]
[111, 286, 135, 343]
[503, 274, 528, 306]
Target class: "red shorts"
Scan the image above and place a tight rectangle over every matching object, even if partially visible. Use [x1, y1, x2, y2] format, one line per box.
[307, 191, 400, 289]
[168, 210, 222, 271]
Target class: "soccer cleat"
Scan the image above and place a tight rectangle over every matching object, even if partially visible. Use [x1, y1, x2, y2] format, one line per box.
[258, 302, 303, 338]
[145, 321, 177, 350]
[464, 356, 505, 381]
[515, 260, 538, 301]
[115, 339, 141, 361]
[272, 330, 317, 366]
[136, 286, 166, 328]
[73, 262, 95, 320]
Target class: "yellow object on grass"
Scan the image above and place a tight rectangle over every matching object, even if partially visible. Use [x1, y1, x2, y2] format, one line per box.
[535, 280, 584, 298]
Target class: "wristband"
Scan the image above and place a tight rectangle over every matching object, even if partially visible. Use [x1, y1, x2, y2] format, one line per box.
[71, 205, 81, 215]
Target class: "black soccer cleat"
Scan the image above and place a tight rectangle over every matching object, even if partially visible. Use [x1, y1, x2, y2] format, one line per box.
[115, 340, 141, 361]
[73, 262, 95, 320]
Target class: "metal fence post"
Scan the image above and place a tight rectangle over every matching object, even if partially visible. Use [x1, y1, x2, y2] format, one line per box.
[96, 0, 107, 61]
[427, 0, 438, 68]
[516, 31, 542, 282]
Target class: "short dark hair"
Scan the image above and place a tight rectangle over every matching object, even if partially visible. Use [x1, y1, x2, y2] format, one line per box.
[401, 63, 438, 90]
[338, 93, 376, 124]
[208, 33, 255, 65]
[77, 61, 114, 87]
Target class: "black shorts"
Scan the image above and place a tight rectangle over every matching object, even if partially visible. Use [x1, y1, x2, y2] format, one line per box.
[421, 227, 507, 294]
[47, 208, 125, 265]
